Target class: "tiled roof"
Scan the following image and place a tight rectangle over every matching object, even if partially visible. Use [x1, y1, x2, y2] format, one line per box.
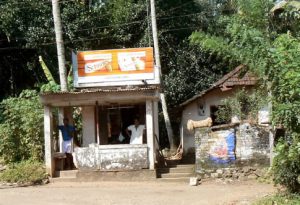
[180, 65, 257, 107]
[213, 65, 257, 88]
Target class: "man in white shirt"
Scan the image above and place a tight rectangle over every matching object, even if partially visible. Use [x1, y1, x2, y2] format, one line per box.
[126, 118, 145, 144]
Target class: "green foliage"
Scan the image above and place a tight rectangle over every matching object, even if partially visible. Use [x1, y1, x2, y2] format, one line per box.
[40, 75, 74, 93]
[253, 193, 300, 205]
[271, 1, 300, 37]
[40, 81, 61, 93]
[163, 44, 229, 106]
[0, 160, 47, 184]
[0, 0, 53, 47]
[272, 136, 300, 193]
[216, 88, 266, 123]
[190, 0, 300, 193]
[268, 34, 300, 133]
[0, 90, 44, 163]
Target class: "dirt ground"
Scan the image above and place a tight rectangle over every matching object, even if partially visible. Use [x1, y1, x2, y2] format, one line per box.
[0, 180, 275, 205]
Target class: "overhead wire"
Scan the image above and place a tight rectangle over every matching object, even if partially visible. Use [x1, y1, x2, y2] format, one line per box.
[0, 1, 203, 48]
[160, 35, 216, 79]
[0, 11, 203, 44]
[0, 26, 201, 49]
[157, 0, 195, 17]
[0, 0, 77, 7]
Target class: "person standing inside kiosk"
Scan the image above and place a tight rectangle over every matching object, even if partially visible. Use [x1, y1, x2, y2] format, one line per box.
[58, 118, 75, 169]
[126, 118, 145, 144]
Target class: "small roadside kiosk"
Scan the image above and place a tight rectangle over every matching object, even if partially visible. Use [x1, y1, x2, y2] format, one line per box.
[40, 47, 160, 177]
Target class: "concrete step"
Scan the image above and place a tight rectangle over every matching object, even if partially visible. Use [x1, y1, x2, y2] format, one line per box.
[156, 177, 190, 183]
[49, 177, 78, 183]
[164, 163, 195, 169]
[157, 166, 194, 174]
[55, 170, 78, 178]
[165, 159, 180, 167]
[158, 172, 194, 179]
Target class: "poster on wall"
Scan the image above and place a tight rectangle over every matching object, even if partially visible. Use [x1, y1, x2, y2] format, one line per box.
[209, 130, 236, 164]
[72, 47, 159, 88]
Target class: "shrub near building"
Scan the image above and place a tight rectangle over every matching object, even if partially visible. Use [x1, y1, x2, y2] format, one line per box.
[0, 90, 47, 184]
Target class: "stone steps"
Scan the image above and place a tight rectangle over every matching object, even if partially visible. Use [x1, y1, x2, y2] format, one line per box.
[156, 162, 195, 182]
[159, 172, 194, 178]
[158, 166, 194, 174]
[156, 177, 191, 183]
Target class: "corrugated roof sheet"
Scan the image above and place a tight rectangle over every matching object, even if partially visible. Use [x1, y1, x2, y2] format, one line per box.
[180, 65, 257, 107]
[40, 86, 160, 96]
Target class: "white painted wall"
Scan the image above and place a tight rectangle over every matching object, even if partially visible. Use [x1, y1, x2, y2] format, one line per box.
[180, 87, 246, 154]
[44, 106, 54, 177]
[82, 106, 96, 147]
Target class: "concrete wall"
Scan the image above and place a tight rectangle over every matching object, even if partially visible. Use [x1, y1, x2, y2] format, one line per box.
[180, 86, 269, 154]
[82, 106, 96, 147]
[194, 123, 270, 173]
[73, 144, 148, 170]
[181, 88, 238, 153]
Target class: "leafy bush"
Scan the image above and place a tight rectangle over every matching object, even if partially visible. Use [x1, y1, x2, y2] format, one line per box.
[0, 160, 47, 184]
[190, 0, 300, 193]
[269, 34, 300, 194]
[253, 193, 300, 205]
[272, 136, 300, 193]
[216, 88, 266, 123]
[0, 90, 44, 163]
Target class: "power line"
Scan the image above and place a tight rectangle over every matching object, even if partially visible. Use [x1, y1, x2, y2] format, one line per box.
[158, 12, 203, 20]
[0, 18, 147, 44]
[160, 35, 217, 79]
[0, 11, 202, 43]
[0, 25, 200, 49]
[39, 20, 147, 46]
[0, 0, 76, 7]
[161, 26, 199, 33]
[157, 0, 195, 17]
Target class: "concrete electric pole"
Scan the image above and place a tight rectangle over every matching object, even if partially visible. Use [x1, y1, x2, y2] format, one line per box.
[150, 0, 175, 150]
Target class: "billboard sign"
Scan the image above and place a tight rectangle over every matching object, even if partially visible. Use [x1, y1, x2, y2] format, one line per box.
[72, 47, 159, 88]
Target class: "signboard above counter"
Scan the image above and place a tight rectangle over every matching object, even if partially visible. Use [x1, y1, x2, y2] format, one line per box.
[72, 47, 160, 88]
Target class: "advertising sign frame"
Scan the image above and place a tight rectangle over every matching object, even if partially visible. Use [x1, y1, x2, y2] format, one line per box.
[72, 47, 160, 88]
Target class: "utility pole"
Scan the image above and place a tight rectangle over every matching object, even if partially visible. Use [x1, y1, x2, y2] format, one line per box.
[52, 0, 68, 91]
[150, 0, 175, 150]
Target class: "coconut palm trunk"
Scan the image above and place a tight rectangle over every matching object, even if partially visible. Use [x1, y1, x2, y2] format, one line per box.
[51, 0, 67, 91]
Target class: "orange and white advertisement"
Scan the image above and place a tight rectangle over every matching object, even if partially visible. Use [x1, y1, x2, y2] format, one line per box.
[73, 47, 159, 88]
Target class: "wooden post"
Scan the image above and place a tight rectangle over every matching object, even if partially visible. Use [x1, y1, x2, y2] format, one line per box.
[44, 106, 55, 177]
[95, 102, 100, 144]
[146, 100, 155, 170]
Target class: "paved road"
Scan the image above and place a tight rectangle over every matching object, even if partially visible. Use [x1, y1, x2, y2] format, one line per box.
[0, 180, 275, 205]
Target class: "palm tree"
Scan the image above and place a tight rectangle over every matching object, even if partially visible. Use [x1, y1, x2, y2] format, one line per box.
[51, 0, 67, 91]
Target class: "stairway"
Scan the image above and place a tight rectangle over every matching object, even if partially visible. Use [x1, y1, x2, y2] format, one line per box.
[156, 159, 195, 183]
